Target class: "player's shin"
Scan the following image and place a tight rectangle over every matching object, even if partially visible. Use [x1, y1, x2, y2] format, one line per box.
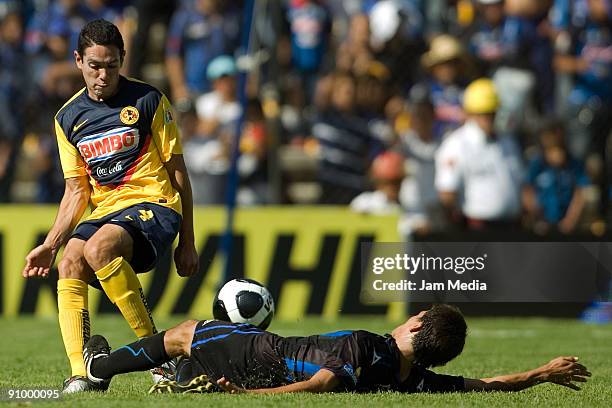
[58, 279, 90, 377]
[95, 257, 157, 338]
[91, 332, 170, 379]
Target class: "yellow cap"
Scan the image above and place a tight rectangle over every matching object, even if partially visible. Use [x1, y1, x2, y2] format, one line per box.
[463, 78, 499, 114]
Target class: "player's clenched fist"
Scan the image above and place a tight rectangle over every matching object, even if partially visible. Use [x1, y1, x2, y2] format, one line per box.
[174, 241, 199, 277]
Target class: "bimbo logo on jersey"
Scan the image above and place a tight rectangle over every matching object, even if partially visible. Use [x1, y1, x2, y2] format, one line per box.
[77, 127, 140, 164]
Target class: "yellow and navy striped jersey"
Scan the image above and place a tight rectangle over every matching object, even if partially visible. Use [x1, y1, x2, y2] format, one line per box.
[54, 76, 182, 220]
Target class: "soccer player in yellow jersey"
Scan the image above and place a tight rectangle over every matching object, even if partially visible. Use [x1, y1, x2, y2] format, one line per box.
[21, 19, 199, 393]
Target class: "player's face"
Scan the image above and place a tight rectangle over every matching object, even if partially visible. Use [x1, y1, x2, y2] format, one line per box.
[400, 310, 427, 332]
[409, 310, 427, 324]
[75, 44, 124, 101]
[392, 310, 426, 340]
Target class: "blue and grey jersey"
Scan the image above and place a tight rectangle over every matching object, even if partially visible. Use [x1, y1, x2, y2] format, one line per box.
[188, 320, 464, 393]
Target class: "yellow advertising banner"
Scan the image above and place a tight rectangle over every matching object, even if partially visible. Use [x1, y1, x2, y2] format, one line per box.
[0, 206, 405, 320]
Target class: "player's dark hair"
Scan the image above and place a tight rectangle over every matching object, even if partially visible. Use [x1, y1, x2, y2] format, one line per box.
[412, 304, 467, 368]
[77, 19, 124, 58]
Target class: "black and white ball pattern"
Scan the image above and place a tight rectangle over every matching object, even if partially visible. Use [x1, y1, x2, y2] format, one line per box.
[213, 278, 275, 330]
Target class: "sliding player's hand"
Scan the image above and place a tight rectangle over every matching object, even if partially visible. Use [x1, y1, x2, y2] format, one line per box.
[174, 240, 198, 277]
[217, 377, 247, 394]
[23, 244, 56, 278]
[540, 356, 591, 390]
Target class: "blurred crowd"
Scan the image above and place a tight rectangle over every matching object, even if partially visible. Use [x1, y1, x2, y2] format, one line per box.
[0, 0, 611, 238]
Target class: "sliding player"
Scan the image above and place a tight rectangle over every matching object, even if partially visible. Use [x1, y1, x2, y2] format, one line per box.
[82, 305, 591, 394]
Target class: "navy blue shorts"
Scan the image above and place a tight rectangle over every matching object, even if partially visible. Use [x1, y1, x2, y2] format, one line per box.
[72, 202, 181, 274]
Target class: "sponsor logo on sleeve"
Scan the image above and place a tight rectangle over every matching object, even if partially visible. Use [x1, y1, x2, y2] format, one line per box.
[342, 364, 358, 385]
[164, 109, 173, 124]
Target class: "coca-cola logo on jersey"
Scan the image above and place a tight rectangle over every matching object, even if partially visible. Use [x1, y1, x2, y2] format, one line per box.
[77, 127, 140, 164]
[95, 161, 123, 178]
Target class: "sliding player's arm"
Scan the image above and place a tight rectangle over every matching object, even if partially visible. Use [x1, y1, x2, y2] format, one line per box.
[23, 175, 90, 278]
[464, 356, 591, 392]
[217, 369, 340, 394]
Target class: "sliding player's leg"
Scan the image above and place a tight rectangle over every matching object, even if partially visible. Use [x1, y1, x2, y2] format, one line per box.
[85, 320, 199, 384]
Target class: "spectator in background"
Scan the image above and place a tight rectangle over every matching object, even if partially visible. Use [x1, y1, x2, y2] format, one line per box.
[504, 0, 557, 114]
[467, 0, 528, 75]
[237, 99, 269, 205]
[465, 0, 550, 133]
[419, 34, 470, 136]
[25, 0, 80, 100]
[33, 128, 64, 203]
[26, 0, 121, 56]
[195, 55, 241, 138]
[277, 73, 310, 145]
[165, 0, 240, 108]
[548, 0, 589, 33]
[367, 0, 426, 91]
[424, 0, 476, 38]
[335, 13, 373, 77]
[553, 0, 611, 217]
[398, 86, 442, 236]
[183, 55, 241, 205]
[26, 0, 122, 100]
[128, 0, 177, 78]
[285, 0, 331, 104]
[0, 1, 25, 202]
[313, 72, 385, 204]
[363, 0, 425, 42]
[350, 150, 404, 215]
[354, 61, 395, 142]
[337, 17, 396, 143]
[523, 119, 590, 235]
[435, 78, 524, 230]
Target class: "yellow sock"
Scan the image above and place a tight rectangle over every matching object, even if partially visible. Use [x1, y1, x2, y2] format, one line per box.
[95, 257, 156, 338]
[57, 279, 89, 377]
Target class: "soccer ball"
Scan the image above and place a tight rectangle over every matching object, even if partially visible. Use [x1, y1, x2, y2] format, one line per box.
[213, 278, 275, 330]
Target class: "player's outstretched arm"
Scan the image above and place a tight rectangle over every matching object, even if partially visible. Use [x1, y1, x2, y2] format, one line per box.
[165, 154, 198, 277]
[22, 176, 90, 278]
[464, 356, 591, 392]
[217, 368, 340, 394]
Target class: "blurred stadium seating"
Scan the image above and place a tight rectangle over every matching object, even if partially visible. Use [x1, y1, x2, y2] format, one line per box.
[0, 2, 610, 319]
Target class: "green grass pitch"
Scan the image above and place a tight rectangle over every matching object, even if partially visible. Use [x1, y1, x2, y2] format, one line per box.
[1, 316, 611, 407]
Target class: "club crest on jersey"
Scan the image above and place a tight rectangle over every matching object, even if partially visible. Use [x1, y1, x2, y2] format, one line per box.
[77, 127, 140, 164]
[120, 106, 139, 125]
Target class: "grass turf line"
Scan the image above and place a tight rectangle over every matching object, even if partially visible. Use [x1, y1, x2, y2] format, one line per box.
[1, 316, 611, 407]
